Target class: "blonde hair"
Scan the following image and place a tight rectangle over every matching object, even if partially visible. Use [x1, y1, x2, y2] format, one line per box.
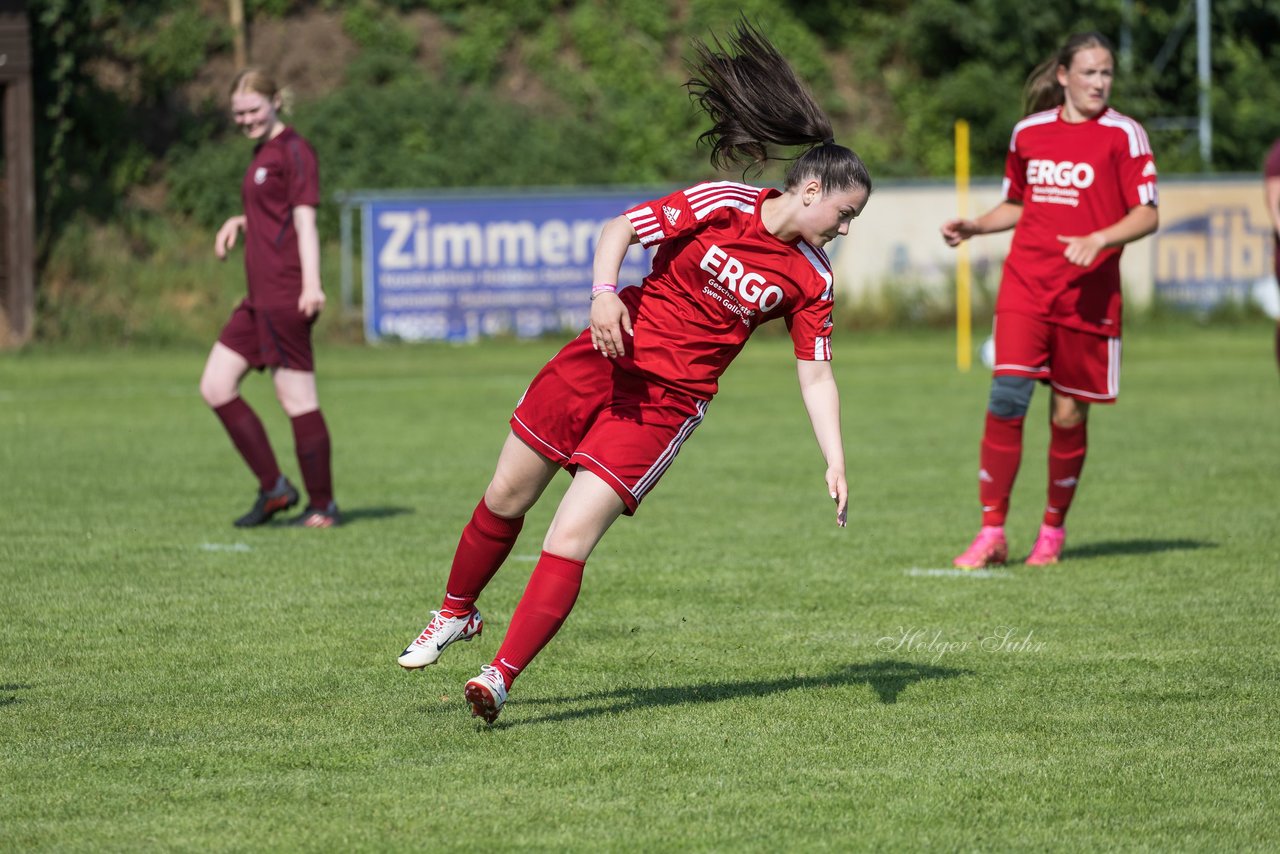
[1022, 31, 1115, 116]
[230, 68, 293, 115]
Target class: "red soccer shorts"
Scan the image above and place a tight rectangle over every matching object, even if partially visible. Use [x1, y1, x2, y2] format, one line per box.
[218, 299, 317, 373]
[510, 331, 709, 515]
[992, 311, 1120, 403]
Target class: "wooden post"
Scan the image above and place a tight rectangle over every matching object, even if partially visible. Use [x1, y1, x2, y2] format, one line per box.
[2, 75, 34, 345]
[229, 0, 248, 69]
[0, 0, 34, 348]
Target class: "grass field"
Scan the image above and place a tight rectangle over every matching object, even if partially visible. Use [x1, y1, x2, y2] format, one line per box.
[1, 322, 1277, 850]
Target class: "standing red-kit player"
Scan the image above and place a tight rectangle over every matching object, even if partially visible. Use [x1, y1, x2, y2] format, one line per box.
[199, 69, 339, 528]
[941, 31, 1159, 567]
[396, 21, 872, 724]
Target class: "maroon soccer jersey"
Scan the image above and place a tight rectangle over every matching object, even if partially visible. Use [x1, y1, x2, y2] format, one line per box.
[998, 107, 1157, 337]
[618, 181, 836, 399]
[1265, 138, 1280, 183]
[241, 127, 320, 308]
[1265, 139, 1280, 278]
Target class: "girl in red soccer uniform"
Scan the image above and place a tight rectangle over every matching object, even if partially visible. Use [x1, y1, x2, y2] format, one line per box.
[941, 32, 1159, 567]
[199, 70, 338, 528]
[397, 23, 872, 723]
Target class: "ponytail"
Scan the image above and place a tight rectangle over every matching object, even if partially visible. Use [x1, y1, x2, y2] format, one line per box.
[687, 20, 871, 196]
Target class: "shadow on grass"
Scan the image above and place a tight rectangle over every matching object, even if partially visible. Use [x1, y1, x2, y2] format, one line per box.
[1066, 538, 1216, 560]
[1, 683, 30, 708]
[279, 505, 414, 526]
[501, 659, 968, 728]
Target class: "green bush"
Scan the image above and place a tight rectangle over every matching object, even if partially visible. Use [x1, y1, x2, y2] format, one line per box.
[167, 140, 251, 232]
[165, 64, 629, 236]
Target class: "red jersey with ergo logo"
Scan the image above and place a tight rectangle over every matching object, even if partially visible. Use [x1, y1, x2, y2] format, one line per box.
[241, 127, 320, 308]
[619, 182, 836, 400]
[999, 106, 1157, 337]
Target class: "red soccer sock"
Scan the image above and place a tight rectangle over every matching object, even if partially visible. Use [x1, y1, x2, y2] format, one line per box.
[1044, 421, 1087, 527]
[441, 499, 525, 615]
[291, 409, 333, 509]
[490, 551, 585, 688]
[979, 412, 1025, 527]
[213, 397, 281, 491]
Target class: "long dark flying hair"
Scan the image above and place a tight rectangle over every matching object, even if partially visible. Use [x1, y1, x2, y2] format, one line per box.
[1023, 31, 1115, 116]
[686, 20, 871, 196]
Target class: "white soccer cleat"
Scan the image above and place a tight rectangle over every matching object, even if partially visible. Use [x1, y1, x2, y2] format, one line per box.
[464, 664, 508, 724]
[397, 609, 483, 670]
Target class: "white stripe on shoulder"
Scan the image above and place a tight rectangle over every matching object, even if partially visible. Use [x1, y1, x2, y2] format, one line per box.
[690, 197, 756, 220]
[1009, 109, 1059, 151]
[798, 242, 834, 299]
[626, 206, 664, 245]
[1098, 109, 1152, 158]
[685, 182, 760, 220]
[685, 181, 759, 202]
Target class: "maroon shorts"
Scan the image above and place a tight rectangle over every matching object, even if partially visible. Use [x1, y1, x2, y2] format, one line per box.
[510, 331, 709, 515]
[217, 299, 317, 372]
[993, 311, 1120, 403]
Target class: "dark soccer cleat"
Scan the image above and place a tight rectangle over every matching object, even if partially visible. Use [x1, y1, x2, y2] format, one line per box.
[290, 501, 340, 529]
[234, 476, 300, 527]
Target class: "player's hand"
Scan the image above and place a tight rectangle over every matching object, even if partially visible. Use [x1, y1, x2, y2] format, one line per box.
[826, 466, 848, 528]
[215, 216, 246, 259]
[298, 287, 326, 318]
[590, 292, 632, 358]
[941, 218, 978, 247]
[1058, 232, 1107, 267]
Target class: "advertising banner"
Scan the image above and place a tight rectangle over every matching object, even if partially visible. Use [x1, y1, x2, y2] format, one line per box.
[362, 190, 657, 342]
[1149, 182, 1278, 310]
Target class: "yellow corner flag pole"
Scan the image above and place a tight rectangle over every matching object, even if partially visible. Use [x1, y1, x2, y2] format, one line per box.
[955, 119, 972, 372]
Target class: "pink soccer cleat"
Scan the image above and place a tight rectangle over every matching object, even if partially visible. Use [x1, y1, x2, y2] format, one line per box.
[1025, 524, 1066, 566]
[953, 525, 1008, 569]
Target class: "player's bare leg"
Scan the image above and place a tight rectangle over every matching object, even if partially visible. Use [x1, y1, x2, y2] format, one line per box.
[202, 343, 298, 526]
[466, 471, 626, 724]
[399, 433, 559, 669]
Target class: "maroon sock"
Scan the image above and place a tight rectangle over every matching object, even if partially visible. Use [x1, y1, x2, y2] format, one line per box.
[213, 397, 281, 491]
[979, 412, 1025, 527]
[1045, 421, 1087, 527]
[441, 499, 525, 614]
[290, 409, 333, 509]
[490, 551, 585, 688]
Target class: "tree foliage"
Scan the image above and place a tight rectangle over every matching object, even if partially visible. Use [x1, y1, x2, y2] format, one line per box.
[30, 0, 230, 259]
[28, 0, 1280, 252]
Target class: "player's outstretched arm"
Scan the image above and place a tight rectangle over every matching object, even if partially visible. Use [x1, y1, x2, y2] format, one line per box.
[796, 359, 848, 528]
[941, 201, 1023, 247]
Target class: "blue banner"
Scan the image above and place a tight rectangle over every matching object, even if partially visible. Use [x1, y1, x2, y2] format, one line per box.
[1153, 205, 1277, 310]
[362, 190, 657, 342]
